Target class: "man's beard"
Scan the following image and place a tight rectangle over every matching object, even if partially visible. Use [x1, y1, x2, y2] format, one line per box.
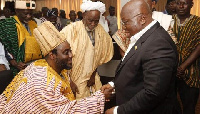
[85, 25, 95, 32]
[55, 58, 72, 70]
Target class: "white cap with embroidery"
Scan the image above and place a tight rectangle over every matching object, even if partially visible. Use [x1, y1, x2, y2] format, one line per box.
[15, 0, 36, 9]
[81, 0, 105, 14]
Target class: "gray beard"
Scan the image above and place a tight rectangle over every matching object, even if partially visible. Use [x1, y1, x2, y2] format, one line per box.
[85, 26, 95, 32]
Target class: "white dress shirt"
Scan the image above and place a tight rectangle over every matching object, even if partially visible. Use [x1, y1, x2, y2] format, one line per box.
[0, 42, 10, 70]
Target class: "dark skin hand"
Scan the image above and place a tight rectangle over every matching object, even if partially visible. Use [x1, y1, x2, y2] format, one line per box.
[87, 69, 97, 87]
[70, 79, 79, 97]
[10, 59, 27, 70]
[101, 83, 115, 101]
[105, 106, 115, 114]
[0, 64, 7, 71]
[177, 43, 200, 78]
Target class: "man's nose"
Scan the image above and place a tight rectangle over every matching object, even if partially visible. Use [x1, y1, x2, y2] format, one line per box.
[68, 51, 72, 58]
[27, 14, 32, 18]
[91, 21, 96, 26]
[122, 24, 126, 30]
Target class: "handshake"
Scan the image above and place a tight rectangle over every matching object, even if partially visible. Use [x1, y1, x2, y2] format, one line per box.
[100, 83, 115, 101]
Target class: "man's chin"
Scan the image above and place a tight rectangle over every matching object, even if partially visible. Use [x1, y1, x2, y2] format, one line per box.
[65, 65, 72, 70]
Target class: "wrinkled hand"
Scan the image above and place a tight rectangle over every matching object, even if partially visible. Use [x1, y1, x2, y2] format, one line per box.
[70, 80, 79, 97]
[105, 106, 115, 114]
[177, 66, 185, 78]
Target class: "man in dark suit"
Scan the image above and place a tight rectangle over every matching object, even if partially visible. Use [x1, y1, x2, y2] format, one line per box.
[101, 0, 180, 114]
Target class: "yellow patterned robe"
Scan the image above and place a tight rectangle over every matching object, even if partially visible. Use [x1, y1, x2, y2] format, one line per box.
[61, 21, 114, 100]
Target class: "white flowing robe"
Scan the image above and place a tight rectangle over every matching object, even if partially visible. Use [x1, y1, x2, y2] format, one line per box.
[61, 21, 113, 100]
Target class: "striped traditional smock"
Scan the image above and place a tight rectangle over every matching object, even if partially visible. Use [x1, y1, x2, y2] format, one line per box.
[0, 59, 105, 113]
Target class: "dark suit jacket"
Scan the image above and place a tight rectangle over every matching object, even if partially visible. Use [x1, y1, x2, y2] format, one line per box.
[114, 22, 180, 114]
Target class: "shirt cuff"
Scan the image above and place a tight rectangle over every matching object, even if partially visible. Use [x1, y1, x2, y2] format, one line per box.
[108, 81, 115, 87]
[113, 106, 118, 114]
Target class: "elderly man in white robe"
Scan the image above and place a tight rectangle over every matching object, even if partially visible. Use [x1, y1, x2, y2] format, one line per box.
[60, 0, 113, 100]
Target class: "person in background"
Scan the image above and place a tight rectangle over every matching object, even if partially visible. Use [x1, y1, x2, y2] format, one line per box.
[164, 0, 176, 15]
[0, 21, 108, 113]
[60, 0, 113, 100]
[33, 11, 42, 25]
[52, 7, 62, 27]
[0, 0, 42, 76]
[101, 0, 180, 113]
[152, 0, 158, 11]
[69, 10, 78, 22]
[173, 0, 200, 114]
[0, 7, 12, 20]
[95, 0, 109, 33]
[0, 41, 13, 94]
[0, 42, 10, 71]
[77, 11, 83, 20]
[59, 10, 68, 28]
[66, 10, 80, 26]
[47, 9, 62, 31]
[40, 7, 49, 23]
[106, 6, 118, 36]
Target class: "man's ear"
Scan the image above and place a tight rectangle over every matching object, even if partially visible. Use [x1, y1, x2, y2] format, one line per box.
[82, 12, 87, 19]
[48, 52, 56, 60]
[140, 15, 146, 25]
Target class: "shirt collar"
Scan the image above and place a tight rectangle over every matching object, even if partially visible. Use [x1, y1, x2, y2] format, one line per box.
[130, 20, 157, 43]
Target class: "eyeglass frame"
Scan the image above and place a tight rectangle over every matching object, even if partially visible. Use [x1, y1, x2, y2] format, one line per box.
[121, 13, 143, 26]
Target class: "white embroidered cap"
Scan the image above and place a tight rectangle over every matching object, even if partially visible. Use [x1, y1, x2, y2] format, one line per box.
[81, 0, 105, 14]
[15, 0, 36, 9]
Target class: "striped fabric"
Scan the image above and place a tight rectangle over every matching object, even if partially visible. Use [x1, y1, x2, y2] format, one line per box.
[173, 14, 200, 88]
[0, 60, 105, 113]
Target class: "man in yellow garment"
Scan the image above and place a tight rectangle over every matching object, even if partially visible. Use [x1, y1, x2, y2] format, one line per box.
[0, 21, 106, 113]
[60, 0, 114, 100]
[0, 0, 42, 76]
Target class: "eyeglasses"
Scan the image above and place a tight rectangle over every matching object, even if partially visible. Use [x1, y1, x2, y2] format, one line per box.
[121, 13, 143, 26]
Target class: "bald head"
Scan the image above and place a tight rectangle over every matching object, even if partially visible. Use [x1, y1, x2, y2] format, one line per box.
[122, 0, 151, 16]
[144, 0, 153, 10]
[121, 0, 153, 36]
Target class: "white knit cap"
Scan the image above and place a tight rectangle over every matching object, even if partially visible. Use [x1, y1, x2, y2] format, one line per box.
[81, 0, 106, 14]
[15, 0, 36, 9]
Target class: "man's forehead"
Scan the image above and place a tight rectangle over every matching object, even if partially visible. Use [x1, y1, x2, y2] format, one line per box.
[85, 10, 100, 18]
[86, 10, 100, 15]
[58, 41, 70, 49]
[176, 0, 190, 2]
[18, 9, 33, 13]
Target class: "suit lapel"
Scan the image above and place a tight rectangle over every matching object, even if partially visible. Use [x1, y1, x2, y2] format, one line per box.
[115, 22, 160, 75]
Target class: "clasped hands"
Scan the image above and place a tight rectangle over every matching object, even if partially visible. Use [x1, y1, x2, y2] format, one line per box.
[100, 84, 115, 102]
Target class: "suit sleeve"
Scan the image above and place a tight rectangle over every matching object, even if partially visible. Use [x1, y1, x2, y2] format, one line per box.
[118, 37, 177, 113]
